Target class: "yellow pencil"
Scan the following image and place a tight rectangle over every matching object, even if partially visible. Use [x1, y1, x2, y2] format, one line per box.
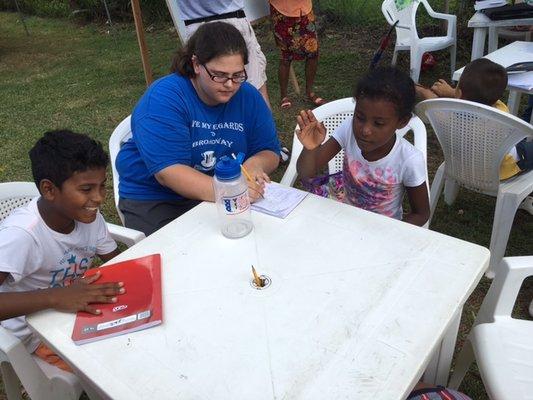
[252, 265, 262, 287]
[231, 153, 253, 182]
[240, 165, 253, 183]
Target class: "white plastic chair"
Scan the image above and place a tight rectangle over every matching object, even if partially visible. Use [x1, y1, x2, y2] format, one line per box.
[381, 0, 457, 83]
[109, 115, 132, 226]
[0, 325, 83, 400]
[415, 98, 533, 278]
[448, 256, 533, 399]
[0, 181, 142, 399]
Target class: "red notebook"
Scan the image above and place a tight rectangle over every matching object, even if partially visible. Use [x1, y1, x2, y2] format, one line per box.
[71, 254, 162, 345]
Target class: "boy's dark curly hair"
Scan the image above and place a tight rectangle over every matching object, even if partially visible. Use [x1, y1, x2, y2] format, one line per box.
[353, 66, 416, 119]
[29, 130, 109, 190]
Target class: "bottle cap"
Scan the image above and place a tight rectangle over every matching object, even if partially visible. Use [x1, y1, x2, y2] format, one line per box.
[215, 156, 241, 181]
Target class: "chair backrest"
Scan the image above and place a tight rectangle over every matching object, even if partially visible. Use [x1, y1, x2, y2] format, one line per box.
[381, 0, 419, 44]
[0, 182, 39, 222]
[109, 116, 132, 226]
[416, 98, 533, 195]
[280, 97, 428, 188]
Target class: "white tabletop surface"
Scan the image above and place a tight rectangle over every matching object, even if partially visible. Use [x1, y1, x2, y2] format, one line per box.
[27, 195, 489, 400]
[453, 41, 533, 86]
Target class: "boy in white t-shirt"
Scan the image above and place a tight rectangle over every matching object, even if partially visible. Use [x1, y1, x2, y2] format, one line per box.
[296, 67, 430, 226]
[0, 130, 124, 371]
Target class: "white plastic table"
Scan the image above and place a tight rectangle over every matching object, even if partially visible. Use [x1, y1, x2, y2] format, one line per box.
[27, 196, 489, 400]
[453, 41, 533, 122]
[468, 11, 533, 61]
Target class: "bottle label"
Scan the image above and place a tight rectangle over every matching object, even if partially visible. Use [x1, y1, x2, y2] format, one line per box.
[222, 190, 250, 215]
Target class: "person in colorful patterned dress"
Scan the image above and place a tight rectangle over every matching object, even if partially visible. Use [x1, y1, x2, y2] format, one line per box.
[269, 0, 325, 109]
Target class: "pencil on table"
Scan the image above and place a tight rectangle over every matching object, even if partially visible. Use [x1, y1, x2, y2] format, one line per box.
[252, 265, 262, 287]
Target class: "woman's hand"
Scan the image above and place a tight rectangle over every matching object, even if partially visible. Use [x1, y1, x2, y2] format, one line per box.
[296, 110, 326, 150]
[242, 164, 269, 203]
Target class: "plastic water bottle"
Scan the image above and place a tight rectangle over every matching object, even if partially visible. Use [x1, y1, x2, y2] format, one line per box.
[213, 154, 253, 238]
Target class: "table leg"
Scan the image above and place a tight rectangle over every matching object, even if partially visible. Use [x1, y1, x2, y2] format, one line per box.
[422, 308, 462, 386]
[470, 27, 486, 61]
[488, 27, 498, 54]
[507, 90, 522, 116]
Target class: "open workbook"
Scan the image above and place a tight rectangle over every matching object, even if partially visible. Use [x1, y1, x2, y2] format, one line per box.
[71, 254, 162, 345]
[251, 182, 308, 218]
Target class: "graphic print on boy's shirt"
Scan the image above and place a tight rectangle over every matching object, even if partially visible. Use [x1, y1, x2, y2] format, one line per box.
[189, 119, 245, 172]
[49, 246, 97, 287]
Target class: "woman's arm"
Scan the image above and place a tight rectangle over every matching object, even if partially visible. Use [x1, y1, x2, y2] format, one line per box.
[297, 138, 341, 180]
[155, 165, 216, 202]
[243, 149, 279, 183]
[404, 183, 430, 227]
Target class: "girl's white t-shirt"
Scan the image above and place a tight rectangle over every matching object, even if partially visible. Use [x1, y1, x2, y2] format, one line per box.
[332, 117, 426, 220]
[0, 197, 117, 352]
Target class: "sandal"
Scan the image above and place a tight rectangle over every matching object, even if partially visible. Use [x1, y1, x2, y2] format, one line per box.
[308, 92, 326, 106]
[280, 97, 292, 109]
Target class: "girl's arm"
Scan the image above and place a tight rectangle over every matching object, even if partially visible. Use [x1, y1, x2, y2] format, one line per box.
[296, 110, 342, 179]
[404, 183, 430, 227]
[297, 138, 342, 180]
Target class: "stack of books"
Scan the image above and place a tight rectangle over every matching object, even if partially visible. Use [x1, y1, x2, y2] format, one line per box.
[474, 0, 508, 11]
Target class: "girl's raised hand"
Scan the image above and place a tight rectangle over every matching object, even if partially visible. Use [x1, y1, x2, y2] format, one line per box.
[296, 110, 326, 150]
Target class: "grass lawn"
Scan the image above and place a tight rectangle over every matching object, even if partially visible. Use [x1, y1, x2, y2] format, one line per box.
[1, 10, 532, 400]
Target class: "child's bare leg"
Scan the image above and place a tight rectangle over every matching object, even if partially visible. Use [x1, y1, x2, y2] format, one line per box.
[279, 59, 291, 108]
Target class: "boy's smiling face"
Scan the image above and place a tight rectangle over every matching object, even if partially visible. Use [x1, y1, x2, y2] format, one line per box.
[38, 167, 107, 233]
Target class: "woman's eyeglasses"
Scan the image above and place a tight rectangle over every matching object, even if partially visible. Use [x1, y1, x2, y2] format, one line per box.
[202, 64, 247, 84]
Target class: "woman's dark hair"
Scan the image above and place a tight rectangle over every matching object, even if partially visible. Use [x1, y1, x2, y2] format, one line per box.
[171, 22, 249, 77]
[29, 130, 109, 190]
[353, 67, 415, 119]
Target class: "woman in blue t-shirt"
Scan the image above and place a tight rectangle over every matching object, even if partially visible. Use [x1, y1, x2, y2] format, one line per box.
[116, 22, 280, 235]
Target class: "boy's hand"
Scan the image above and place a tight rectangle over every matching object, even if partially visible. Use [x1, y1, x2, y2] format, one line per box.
[50, 271, 125, 315]
[415, 84, 438, 100]
[431, 79, 456, 98]
[296, 110, 326, 150]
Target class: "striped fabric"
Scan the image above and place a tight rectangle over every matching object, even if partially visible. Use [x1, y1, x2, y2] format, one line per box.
[407, 386, 473, 400]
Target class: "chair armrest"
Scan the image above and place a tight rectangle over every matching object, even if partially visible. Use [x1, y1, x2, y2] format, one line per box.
[0, 325, 20, 355]
[475, 256, 533, 324]
[107, 223, 145, 248]
[0, 326, 52, 392]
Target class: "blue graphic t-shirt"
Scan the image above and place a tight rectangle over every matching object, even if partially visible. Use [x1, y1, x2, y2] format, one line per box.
[116, 73, 280, 201]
